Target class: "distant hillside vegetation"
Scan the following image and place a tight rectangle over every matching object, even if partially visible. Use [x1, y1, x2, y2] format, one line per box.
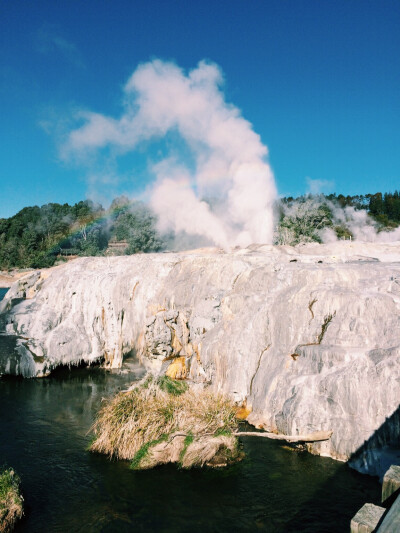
[0, 196, 163, 269]
[0, 191, 399, 269]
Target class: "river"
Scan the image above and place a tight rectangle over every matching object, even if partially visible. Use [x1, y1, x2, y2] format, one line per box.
[0, 287, 380, 532]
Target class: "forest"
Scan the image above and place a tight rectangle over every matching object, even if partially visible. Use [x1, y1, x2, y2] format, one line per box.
[0, 196, 162, 269]
[0, 191, 399, 269]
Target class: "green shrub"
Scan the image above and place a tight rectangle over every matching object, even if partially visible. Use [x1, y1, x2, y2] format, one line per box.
[0, 467, 23, 532]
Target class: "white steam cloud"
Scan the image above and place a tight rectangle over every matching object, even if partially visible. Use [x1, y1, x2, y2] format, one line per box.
[64, 60, 277, 248]
[306, 177, 334, 195]
[326, 204, 400, 243]
[278, 196, 400, 246]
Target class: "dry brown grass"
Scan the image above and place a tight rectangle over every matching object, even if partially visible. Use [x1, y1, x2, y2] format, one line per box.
[89, 376, 240, 469]
[0, 468, 23, 533]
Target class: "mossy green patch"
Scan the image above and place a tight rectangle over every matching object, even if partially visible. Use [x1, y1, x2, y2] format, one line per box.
[179, 432, 194, 465]
[214, 428, 232, 437]
[157, 375, 188, 396]
[130, 434, 169, 470]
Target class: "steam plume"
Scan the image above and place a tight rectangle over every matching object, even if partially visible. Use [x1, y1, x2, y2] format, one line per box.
[327, 204, 400, 243]
[64, 60, 277, 248]
[278, 195, 400, 245]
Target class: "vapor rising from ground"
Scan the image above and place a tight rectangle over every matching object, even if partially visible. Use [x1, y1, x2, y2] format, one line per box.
[63, 60, 277, 248]
[324, 204, 400, 243]
[276, 196, 400, 246]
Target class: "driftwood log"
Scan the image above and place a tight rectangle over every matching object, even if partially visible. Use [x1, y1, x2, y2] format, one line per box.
[233, 430, 333, 443]
[166, 430, 333, 444]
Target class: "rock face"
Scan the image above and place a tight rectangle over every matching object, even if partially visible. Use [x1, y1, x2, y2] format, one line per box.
[1, 242, 400, 474]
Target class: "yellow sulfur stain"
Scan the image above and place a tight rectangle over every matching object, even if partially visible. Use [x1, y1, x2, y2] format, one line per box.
[166, 357, 187, 380]
[235, 405, 252, 420]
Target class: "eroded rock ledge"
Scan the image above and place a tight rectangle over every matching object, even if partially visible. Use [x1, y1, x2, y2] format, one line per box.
[1, 242, 400, 475]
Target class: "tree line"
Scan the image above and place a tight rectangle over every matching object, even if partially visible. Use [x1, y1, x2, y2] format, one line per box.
[282, 191, 400, 226]
[0, 196, 163, 269]
[0, 191, 399, 269]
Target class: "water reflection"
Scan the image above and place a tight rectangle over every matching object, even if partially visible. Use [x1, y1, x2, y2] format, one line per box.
[0, 360, 380, 532]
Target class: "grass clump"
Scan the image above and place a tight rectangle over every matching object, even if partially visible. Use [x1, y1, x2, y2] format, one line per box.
[157, 375, 188, 396]
[0, 468, 23, 532]
[89, 376, 240, 469]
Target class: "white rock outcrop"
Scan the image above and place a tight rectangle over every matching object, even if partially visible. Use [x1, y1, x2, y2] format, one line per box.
[1, 241, 400, 474]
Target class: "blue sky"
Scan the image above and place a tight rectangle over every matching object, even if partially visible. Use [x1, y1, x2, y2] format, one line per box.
[1, 0, 399, 218]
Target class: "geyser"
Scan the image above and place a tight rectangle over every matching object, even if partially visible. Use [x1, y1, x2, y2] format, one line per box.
[64, 59, 277, 248]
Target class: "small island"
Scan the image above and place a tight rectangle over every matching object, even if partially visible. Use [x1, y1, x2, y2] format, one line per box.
[90, 376, 242, 469]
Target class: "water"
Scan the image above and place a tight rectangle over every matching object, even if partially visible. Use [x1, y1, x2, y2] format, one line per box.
[0, 288, 381, 532]
[0, 288, 8, 300]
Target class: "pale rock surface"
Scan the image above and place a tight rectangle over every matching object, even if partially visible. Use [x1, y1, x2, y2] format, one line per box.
[1, 241, 400, 473]
[382, 465, 400, 503]
[350, 503, 386, 533]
